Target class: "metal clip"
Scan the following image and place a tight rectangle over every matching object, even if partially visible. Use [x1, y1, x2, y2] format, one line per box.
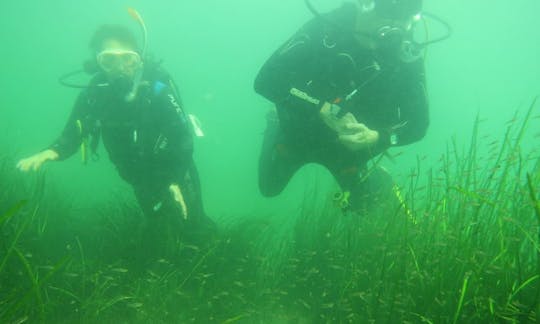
[333, 191, 351, 210]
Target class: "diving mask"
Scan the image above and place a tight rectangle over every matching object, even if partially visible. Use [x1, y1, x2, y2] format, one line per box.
[374, 13, 424, 62]
[96, 49, 142, 74]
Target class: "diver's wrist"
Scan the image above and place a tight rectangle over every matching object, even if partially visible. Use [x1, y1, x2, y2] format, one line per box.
[43, 149, 59, 161]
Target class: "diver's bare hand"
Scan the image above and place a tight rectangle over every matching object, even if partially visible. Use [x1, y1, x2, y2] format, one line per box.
[319, 102, 359, 135]
[169, 184, 188, 220]
[338, 123, 379, 151]
[16, 149, 59, 172]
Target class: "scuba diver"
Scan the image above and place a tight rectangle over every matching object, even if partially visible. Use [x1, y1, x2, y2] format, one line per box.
[17, 10, 215, 241]
[255, 0, 450, 212]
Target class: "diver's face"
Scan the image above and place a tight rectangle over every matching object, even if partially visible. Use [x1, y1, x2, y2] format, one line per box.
[97, 39, 142, 80]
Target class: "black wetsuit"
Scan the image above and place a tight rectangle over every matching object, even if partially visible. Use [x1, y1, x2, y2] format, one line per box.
[254, 4, 429, 210]
[50, 65, 212, 231]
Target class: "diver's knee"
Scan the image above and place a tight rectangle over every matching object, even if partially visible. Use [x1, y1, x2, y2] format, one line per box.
[259, 180, 283, 198]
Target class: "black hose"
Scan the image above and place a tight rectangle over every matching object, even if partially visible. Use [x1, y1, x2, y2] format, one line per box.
[305, 0, 322, 18]
[304, 0, 453, 48]
[419, 12, 454, 47]
[58, 70, 90, 89]
[58, 69, 109, 89]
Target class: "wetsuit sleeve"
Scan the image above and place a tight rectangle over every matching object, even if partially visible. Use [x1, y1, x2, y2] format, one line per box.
[48, 91, 89, 160]
[155, 81, 194, 185]
[254, 19, 322, 110]
[373, 60, 429, 152]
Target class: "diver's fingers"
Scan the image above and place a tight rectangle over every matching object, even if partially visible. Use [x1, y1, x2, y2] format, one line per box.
[16, 160, 24, 171]
[169, 184, 189, 220]
[345, 122, 367, 132]
[17, 159, 33, 172]
[341, 112, 359, 124]
[32, 160, 42, 172]
[177, 190, 188, 220]
[182, 205, 188, 220]
[176, 196, 188, 220]
[339, 133, 366, 144]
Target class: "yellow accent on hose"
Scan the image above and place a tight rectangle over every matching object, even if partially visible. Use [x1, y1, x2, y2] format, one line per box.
[392, 185, 416, 224]
[76, 120, 88, 164]
[333, 191, 351, 209]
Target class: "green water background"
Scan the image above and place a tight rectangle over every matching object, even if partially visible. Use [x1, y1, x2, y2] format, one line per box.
[1, 0, 539, 218]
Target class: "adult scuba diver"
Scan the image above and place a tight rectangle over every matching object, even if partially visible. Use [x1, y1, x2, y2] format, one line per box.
[17, 9, 215, 241]
[254, 0, 451, 212]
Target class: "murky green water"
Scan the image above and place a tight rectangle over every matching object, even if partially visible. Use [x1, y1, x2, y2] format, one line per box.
[1, 1, 539, 322]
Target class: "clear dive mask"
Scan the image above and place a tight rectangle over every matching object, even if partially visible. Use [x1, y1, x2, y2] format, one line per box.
[302, 0, 452, 64]
[374, 11, 452, 63]
[59, 7, 150, 103]
[96, 49, 142, 74]
[375, 13, 424, 63]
